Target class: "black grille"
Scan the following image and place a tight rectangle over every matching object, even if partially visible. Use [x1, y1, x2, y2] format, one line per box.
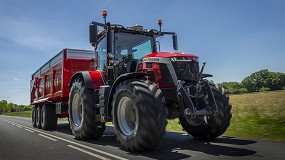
[172, 61, 199, 82]
[160, 64, 174, 85]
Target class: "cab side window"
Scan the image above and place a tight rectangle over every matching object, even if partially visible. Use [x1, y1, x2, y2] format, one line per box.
[96, 37, 107, 71]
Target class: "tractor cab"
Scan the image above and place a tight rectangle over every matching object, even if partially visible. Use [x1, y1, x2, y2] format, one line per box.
[89, 11, 179, 85]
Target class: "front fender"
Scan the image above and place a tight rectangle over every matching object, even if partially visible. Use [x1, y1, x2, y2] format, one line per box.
[69, 71, 105, 90]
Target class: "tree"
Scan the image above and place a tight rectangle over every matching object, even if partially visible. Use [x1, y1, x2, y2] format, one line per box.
[241, 69, 285, 92]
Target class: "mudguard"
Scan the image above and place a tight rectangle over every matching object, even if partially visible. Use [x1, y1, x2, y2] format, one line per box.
[69, 71, 105, 90]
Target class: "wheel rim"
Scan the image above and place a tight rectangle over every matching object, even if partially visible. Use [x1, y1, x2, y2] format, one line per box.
[117, 96, 137, 136]
[72, 92, 83, 127]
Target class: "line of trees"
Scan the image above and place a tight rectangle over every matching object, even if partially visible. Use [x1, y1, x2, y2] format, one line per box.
[0, 100, 32, 114]
[219, 69, 285, 94]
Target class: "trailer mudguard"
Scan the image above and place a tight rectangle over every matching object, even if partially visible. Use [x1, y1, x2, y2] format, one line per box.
[69, 71, 105, 90]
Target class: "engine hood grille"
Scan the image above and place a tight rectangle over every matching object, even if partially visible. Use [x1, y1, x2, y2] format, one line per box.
[171, 60, 199, 82]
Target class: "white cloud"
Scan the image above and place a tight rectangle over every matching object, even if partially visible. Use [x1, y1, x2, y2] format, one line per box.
[0, 15, 63, 51]
[13, 78, 19, 81]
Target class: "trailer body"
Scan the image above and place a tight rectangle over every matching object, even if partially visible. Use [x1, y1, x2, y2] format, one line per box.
[30, 48, 95, 117]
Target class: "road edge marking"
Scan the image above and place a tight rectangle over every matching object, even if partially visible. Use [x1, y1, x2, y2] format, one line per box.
[38, 134, 58, 141]
[8, 121, 128, 160]
[67, 145, 110, 160]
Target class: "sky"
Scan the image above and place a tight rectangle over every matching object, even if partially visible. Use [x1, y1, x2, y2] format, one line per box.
[0, 0, 284, 105]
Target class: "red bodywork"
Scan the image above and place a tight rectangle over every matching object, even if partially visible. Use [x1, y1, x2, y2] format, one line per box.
[142, 52, 199, 88]
[144, 52, 198, 59]
[30, 49, 102, 117]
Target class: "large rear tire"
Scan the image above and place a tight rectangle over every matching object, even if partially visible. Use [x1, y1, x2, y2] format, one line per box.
[36, 106, 42, 129]
[32, 106, 37, 127]
[41, 104, 57, 130]
[112, 80, 166, 151]
[179, 83, 232, 140]
[69, 79, 105, 140]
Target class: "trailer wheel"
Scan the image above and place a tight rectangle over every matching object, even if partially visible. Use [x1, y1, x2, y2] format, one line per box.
[112, 80, 166, 151]
[36, 106, 42, 129]
[179, 83, 232, 140]
[41, 104, 57, 130]
[69, 79, 105, 140]
[32, 106, 37, 127]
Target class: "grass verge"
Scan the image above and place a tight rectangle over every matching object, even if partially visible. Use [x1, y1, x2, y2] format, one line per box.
[2, 110, 32, 117]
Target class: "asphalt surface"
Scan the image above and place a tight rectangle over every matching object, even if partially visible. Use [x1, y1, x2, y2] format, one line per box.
[0, 115, 284, 160]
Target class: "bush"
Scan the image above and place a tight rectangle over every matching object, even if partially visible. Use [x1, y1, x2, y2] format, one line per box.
[238, 88, 249, 93]
[259, 87, 271, 92]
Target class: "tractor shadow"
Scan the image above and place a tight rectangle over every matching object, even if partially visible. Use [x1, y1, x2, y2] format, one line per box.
[55, 122, 258, 159]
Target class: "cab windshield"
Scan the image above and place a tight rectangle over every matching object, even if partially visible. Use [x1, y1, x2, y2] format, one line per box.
[114, 32, 155, 61]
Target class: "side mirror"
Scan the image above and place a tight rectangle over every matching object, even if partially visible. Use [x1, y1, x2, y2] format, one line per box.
[172, 34, 178, 51]
[89, 24, 98, 45]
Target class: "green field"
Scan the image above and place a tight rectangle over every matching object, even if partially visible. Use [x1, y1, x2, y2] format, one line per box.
[2, 90, 285, 141]
[225, 90, 285, 141]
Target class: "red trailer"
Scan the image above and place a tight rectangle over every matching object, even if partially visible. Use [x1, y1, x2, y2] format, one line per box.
[30, 48, 96, 129]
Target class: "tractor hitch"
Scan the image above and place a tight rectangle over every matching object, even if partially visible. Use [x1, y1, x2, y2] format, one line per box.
[177, 80, 218, 119]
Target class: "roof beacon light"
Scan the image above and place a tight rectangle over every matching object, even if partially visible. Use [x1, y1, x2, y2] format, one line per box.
[158, 19, 162, 32]
[102, 10, 107, 24]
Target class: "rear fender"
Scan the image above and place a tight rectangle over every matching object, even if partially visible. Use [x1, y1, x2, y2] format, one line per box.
[69, 71, 105, 90]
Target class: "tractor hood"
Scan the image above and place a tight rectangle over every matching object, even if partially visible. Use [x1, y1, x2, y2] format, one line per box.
[144, 52, 198, 59]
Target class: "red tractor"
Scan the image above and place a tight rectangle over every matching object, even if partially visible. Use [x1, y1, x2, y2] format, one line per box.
[31, 11, 232, 152]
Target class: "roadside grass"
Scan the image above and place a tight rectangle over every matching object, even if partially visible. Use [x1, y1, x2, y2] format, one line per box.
[2, 110, 32, 117]
[2, 90, 284, 141]
[225, 90, 285, 141]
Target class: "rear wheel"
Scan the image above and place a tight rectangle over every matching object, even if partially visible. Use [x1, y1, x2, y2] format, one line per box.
[69, 78, 105, 140]
[179, 83, 232, 140]
[112, 80, 166, 151]
[41, 104, 57, 130]
[36, 106, 42, 129]
[32, 106, 37, 127]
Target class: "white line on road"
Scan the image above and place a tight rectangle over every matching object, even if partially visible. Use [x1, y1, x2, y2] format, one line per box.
[16, 125, 22, 128]
[38, 134, 58, 141]
[1, 119, 128, 160]
[24, 128, 34, 133]
[67, 145, 110, 160]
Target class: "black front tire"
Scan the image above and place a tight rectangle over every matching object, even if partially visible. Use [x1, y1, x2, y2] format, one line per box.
[69, 79, 105, 140]
[41, 104, 57, 130]
[32, 106, 37, 127]
[36, 106, 42, 129]
[112, 80, 166, 151]
[179, 83, 232, 140]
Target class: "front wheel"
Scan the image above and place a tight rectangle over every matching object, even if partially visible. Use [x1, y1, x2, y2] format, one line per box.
[179, 83, 232, 140]
[112, 80, 166, 151]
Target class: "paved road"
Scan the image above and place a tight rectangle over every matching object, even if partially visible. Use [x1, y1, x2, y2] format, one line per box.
[0, 115, 284, 160]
